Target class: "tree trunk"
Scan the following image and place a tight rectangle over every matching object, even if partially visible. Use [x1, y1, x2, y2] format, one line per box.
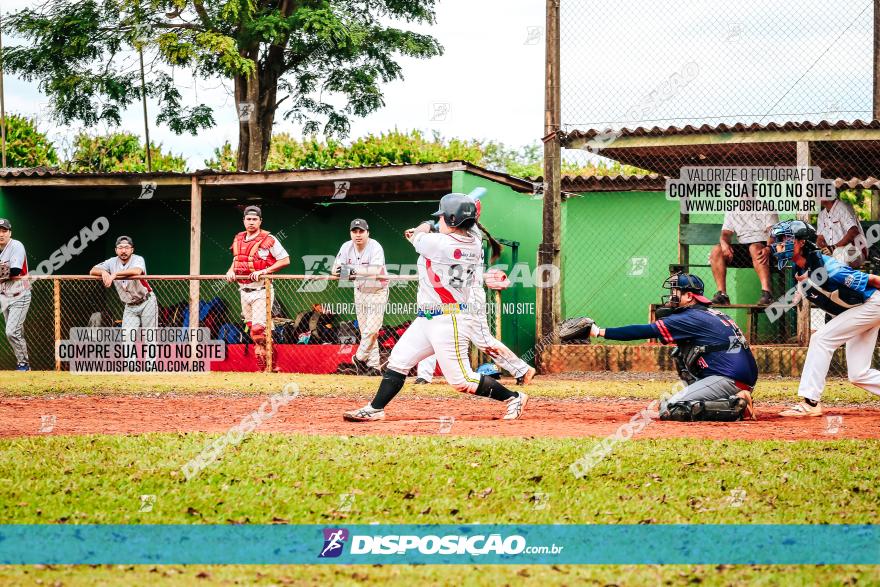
[234, 73, 251, 171]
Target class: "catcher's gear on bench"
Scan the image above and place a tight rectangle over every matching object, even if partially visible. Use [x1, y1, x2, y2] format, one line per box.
[662, 396, 748, 422]
[0, 262, 9, 281]
[559, 316, 596, 342]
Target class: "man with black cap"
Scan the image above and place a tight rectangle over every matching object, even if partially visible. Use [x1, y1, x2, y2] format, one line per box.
[0, 218, 32, 370]
[91, 236, 158, 328]
[333, 218, 388, 375]
[582, 272, 759, 422]
[225, 205, 290, 371]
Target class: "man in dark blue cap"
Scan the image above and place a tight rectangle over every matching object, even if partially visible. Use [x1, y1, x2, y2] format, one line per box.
[582, 272, 758, 422]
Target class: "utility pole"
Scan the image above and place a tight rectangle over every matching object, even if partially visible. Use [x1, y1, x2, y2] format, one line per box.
[0, 13, 7, 169]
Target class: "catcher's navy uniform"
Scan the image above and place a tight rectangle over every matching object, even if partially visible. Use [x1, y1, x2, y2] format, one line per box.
[651, 305, 758, 387]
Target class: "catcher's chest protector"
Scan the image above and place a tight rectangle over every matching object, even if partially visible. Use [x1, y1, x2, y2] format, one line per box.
[231, 231, 276, 283]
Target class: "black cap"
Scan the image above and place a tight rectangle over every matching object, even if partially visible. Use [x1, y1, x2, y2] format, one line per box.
[115, 235, 134, 247]
[0, 219, 10, 230]
[244, 205, 262, 218]
[350, 218, 369, 231]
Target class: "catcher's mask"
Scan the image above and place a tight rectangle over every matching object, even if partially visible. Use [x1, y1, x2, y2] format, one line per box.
[770, 219, 817, 270]
[661, 272, 711, 307]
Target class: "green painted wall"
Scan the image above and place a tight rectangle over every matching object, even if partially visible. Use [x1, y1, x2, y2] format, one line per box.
[453, 171, 543, 356]
[561, 191, 769, 335]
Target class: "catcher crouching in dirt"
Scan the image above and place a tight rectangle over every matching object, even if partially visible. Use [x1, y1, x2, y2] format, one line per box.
[579, 273, 758, 421]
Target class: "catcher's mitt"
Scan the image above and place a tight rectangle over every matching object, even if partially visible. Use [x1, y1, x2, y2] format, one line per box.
[559, 316, 595, 342]
[0, 262, 10, 281]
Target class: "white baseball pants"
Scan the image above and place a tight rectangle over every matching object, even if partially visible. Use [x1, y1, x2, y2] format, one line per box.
[799, 292, 880, 401]
[354, 287, 388, 369]
[1, 291, 30, 364]
[388, 313, 481, 393]
[415, 312, 529, 383]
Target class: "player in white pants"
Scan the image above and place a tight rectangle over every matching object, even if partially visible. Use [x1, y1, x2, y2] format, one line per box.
[770, 220, 880, 417]
[333, 219, 388, 375]
[344, 193, 528, 422]
[415, 266, 534, 384]
[91, 236, 159, 328]
[0, 218, 31, 370]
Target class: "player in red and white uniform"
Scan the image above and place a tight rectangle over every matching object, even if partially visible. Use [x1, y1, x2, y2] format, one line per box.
[344, 193, 528, 422]
[225, 205, 290, 371]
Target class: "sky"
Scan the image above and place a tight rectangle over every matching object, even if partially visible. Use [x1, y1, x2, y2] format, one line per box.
[1, 0, 875, 170]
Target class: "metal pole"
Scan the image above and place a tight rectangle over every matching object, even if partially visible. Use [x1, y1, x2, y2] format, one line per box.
[538, 0, 562, 370]
[0, 14, 7, 169]
[874, 0, 880, 119]
[139, 48, 152, 172]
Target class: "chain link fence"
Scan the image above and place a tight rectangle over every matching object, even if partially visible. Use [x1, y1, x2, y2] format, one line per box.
[553, 1, 880, 374]
[0, 275, 502, 373]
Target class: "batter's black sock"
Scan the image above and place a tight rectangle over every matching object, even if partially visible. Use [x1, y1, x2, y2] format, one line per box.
[475, 375, 518, 402]
[804, 398, 819, 407]
[370, 370, 406, 410]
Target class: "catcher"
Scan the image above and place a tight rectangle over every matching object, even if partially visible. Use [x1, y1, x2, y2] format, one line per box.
[576, 272, 758, 421]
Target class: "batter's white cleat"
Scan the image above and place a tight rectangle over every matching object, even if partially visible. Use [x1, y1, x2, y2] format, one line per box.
[503, 392, 528, 420]
[343, 405, 385, 422]
[779, 401, 823, 417]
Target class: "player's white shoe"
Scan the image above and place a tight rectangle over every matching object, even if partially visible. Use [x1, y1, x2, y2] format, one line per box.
[343, 405, 385, 422]
[779, 401, 823, 417]
[503, 392, 528, 420]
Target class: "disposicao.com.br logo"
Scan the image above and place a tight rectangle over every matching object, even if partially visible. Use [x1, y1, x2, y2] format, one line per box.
[318, 527, 564, 558]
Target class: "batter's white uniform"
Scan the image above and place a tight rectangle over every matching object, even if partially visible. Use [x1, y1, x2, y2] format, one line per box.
[387, 230, 483, 393]
[238, 235, 289, 327]
[333, 238, 388, 369]
[416, 262, 530, 382]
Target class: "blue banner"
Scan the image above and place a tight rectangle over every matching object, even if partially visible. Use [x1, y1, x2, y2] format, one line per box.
[0, 525, 877, 565]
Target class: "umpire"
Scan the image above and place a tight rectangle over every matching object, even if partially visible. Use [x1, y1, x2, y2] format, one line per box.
[584, 272, 758, 421]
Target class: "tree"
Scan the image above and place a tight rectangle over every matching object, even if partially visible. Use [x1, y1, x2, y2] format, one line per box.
[66, 132, 186, 172]
[4, 1, 442, 172]
[205, 129, 487, 170]
[0, 114, 58, 168]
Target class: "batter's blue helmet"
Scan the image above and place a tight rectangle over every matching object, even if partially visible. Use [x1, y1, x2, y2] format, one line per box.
[770, 220, 816, 269]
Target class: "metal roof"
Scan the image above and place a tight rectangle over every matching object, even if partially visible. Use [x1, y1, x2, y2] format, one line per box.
[559, 120, 880, 180]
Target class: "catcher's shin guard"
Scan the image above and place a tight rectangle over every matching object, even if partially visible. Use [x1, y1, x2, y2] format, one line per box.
[661, 397, 747, 422]
[475, 374, 516, 401]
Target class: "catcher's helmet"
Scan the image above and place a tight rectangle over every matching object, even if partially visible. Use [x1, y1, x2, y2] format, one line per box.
[432, 193, 477, 228]
[770, 219, 817, 269]
[661, 272, 711, 306]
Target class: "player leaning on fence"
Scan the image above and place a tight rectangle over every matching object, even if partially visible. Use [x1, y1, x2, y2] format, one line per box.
[332, 218, 388, 376]
[0, 218, 31, 371]
[225, 205, 290, 372]
[578, 273, 758, 422]
[90, 236, 158, 328]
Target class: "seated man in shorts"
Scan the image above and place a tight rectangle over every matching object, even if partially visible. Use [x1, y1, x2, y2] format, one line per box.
[709, 210, 778, 306]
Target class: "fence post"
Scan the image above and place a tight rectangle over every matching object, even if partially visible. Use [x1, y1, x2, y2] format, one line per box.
[53, 278, 61, 371]
[265, 276, 273, 373]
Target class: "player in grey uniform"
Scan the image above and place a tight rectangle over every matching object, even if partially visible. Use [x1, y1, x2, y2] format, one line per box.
[0, 218, 32, 370]
[90, 236, 158, 328]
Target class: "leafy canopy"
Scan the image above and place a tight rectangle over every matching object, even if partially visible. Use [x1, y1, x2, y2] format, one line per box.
[3, 0, 442, 138]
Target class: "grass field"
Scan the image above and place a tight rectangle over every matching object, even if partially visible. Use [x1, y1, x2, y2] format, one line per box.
[1, 371, 879, 585]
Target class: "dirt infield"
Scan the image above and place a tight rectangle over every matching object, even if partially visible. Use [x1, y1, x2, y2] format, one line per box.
[2, 395, 879, 440]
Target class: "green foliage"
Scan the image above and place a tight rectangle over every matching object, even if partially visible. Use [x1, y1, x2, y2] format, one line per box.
[3, 0, 442, 148]
[0, 114, 58, 168]
[65, 131, 186, 173]
[839, 189, 873, 220]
